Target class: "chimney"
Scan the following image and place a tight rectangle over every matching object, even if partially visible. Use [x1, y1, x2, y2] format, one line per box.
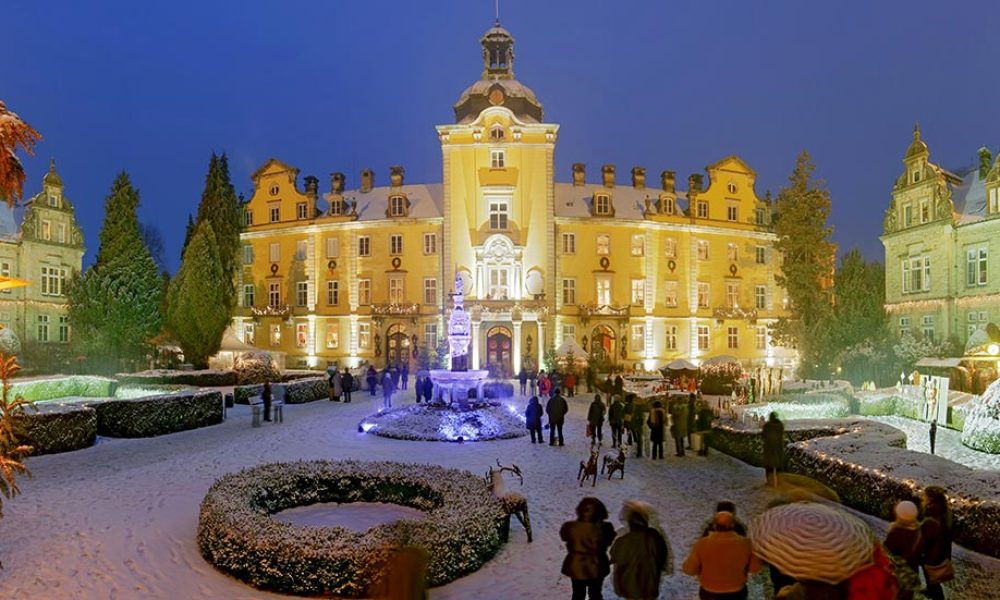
[304, 175, 318, 201]
[602, 164, 616, 188]
[979, 147, 993, 179]
[572, 163, 586, 186]
[661, 170, 676, 193]
[688, 174, 704, 194]
[360, 168, 374, 193]
[390, 165, 405, 188]
[331, 172, 345, 194]
[631, 166, 646, 189]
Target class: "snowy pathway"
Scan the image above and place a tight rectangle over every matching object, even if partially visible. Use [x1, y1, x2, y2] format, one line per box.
[1, 390, 998, 599]
[867, 415, 1000, 471]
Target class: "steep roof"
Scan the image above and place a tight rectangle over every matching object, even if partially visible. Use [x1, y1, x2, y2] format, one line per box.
[553, 182, 687, 220]
[951, 168, 988, 222]
[331, 184, 444, 221]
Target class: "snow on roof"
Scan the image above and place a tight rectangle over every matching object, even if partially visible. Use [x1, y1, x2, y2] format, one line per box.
[951, 168, 987, 218]
[336, 184, 444, 221]
[553, 182, 689, 220]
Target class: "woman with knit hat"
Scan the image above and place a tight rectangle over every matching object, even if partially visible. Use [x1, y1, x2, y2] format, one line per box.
[884, 500, 924, 600]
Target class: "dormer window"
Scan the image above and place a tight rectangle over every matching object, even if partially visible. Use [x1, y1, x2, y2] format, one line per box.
[329, 199, 342, 216]
[697, 201, 708, 219]
[912, 169, 920, 183]
[727, 182, 738, 194]
[269, 184, 279, 196]
[662, 196, 675, 214]
[47, 194, 58, 207]
[490, 149, 506, 169]
[594, 194, 611, 216]
[490, 125, 505, 141]
[389, 195, 406, 217]
[296, 202, 308, 220]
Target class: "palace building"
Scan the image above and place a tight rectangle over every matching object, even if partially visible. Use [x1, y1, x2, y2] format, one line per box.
[882, 125, 1000, 347]
[235, 23, 795, 373]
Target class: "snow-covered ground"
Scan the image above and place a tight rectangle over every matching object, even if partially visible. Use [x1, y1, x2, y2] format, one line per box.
[867, 415, 1000, 471]
[1, 388, 998, 600]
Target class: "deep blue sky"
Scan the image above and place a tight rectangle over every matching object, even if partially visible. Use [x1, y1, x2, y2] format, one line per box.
[7, 1, 999, 273]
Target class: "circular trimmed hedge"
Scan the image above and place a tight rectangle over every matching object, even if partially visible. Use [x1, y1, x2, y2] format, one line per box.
[360, 403, 528, 442]
[197, 460, 505, 597]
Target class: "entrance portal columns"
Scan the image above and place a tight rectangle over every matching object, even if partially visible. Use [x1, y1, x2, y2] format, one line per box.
[471, 321, 482, 370]
[512, 320, 522, 374]
[537, 321, 545, 368]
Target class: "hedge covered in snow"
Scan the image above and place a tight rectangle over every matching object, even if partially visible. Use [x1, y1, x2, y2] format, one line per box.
[18, 403, 98, 455]
[197, 460, 505, 597]
[87, 389, 223, 437]
[10, 376, 115, 402]
[961, 378, 1000, 453]
[361, 403, 527, 442]
[115, 369, 237, 387]
[233, 377, 329, 405]
[711, 418, 1000, 558]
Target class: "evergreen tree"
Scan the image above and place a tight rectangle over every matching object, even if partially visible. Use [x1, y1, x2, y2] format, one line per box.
[829, 249, 888, 351]
[183, 213, 195, 252]
[167, 220, 228, 368]
[771, 151, 836, 378]
[193, 153, 242, 309]
[67, 172, 164, 371]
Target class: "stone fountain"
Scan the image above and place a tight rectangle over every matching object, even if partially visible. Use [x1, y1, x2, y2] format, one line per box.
[430, 272, 489, 409]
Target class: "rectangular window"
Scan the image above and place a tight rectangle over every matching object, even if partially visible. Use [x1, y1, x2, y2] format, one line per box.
[755, 326, 767, 350]
[242, 284, 255, 307]
[268, 282, 281, 306]
[390, 234, 403, 255]
[755, 285, 767, 309]
[295, 323, 308, 348]
[755, 246, 766, 265]
[595, 194, 611, 215]
[664, 280, 678, 307]
[727, 243, 738, 262]
[697, 201, 708, 218]
[727, 326, 739, 349]
[596, 278, 612, 306]
[664, 238, 677, 258]
[488, 267, 509, 299]
[920, 200, 929, 223]
[631, 279, 645, 305]
[359, 322, 371, 349]
[270, 324, 281, 347]
[269, 203, 280, 223]
[922, 315, 935, 342]
[727, 206, 738, 222]
[562, 278, 576, 305]
[697, 282, 710, 308]
[755, 208, 766, 225]
[387, 275, 403, 304]
[899, 315, 911, 337]
[243, 244, 253, 265]
[630, 324, 644, 352]
[488, 197, 509, 230]
[56, 223, 66, 243]
[663, 197, 675, 215]
[326, 322, 339, 349]
[923, 256, 931, 291]
[726, 282, 740, 308]
[245, 210, 253, 226]
[630, 235, 645, 257]
[296, 281, 309, 307]
[423, 277, 437, 305]
[596, 234, 610, 256]
[41, 220, 51, 241]
[48, 194, 58, 207]
[358, 236, 371, 257]
[561, 232, 576, 254]
[490, 149, 505, 169]
[697, 240, 709, 260]
[37, 315, 49, 342]
[697, 325, 710, 350]
[329, 199, 342, 216]
[562, 324, 577, 343]
[242, 323, 255, 345]
[269, 243, 280, 262]
[40, 267, 65, 296]
[902, 255, 930, 293]
[326, 237, 339, 259]
[902, 204, 912, 227]
[326, 280, 339, 306]
[389, 195, 406, 217]
[665, 325, 678, 350]
[358, 279, 372, 305]
[967, 247, 988, 286]
[423, 233, 437, 254]
[296, 202, 308, 220]
[58, 316, 69, 343]
[424, 323, 438, 349]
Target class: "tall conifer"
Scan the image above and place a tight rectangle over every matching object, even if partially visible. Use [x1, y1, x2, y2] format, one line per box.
[167, 221, 228, 368]
[193, 153, 242, 309]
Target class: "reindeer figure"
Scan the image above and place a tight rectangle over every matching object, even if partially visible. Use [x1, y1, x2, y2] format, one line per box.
[601, 447, 627, 480]
[486, 459, 532, 543]
[578, 449, 599, 487]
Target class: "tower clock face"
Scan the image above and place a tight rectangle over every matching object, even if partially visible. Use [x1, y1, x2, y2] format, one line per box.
[488, 88, 505, 106]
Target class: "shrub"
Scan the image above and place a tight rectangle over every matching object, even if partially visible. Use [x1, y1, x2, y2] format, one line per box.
[9, 376, 115, 402]
[961, 379, 1000, 453]
[0, 328, 21, 356]
[87, 390, 223, 437]
[116, 369, 236, 387]
[197, 460, 505, 597]
[234, 351, 279, 385]
[17, 403, 97, 455]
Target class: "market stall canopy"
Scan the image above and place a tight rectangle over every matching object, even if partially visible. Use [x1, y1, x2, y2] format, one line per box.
[219, 328, 259, 353]
[701, 354, 740, 365]
[663, 359, 698, 371]
[556, 339, 587, 357]
[915, 357, 962, 368]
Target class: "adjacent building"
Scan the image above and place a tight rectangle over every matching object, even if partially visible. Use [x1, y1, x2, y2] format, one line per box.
[235, 23, 794, 373]
[0, 160, 86, 364]
[882, 125, 1000, 346]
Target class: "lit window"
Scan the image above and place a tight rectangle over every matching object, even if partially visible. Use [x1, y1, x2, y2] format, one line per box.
[326, 237, 339, 258]
[269, 243, 280, 262]
[727, 326, 739, 349]
[40, 266, 66, 296]
[562, 232, 576, 254]
[727, 206, 738, 221]
[269, 203, 280, 223]
[270, 324, 281, 346]
[966, 248, 987, 287]
[664, 238, 677, 258]
[242, 323, 255, 345]
[490, 150, 505, 169]
[902, 256, 930, 293]
[922, 315, 935, 342]
[423, 233, 437, 254]
[697, 240, 709, 260]
[596, 278, 611, 305]
[594, 194, 611, 215]
[562, 278, 576, 305]
[358, 236, 371, 257]
[424, 323, 438, 348]
[697, 283, 710, 308]
[631, 279, 645, 305]
[388, 276, 404, 304]
[631, 235, 645, 257]
[242, 284, 255, 307]
[37, 315, 49, 342]
[755, 326, 767, 350]
[596, 234, 610, 256]
[268, 282, 281, 306]
[755, 246, 766, 264]
[245, 210, 254, 226]
[296, 323, 308, 348]
[423, 278, 437, 304]
[488, 267, 509, 299]
[390, 234, 403, 255]
[755, 285, 767, 309]
[358, 279, 371, 305]
[488, 197, 509, 230]
[697, 201, 708, 218]
[58, 316, 69, 343]
[664, 281, 678, 307]
[630, 324, 644, 352]
[389, 195, 406, 217]
[326, 322, 339, 348]
[727, 243, 738, 262]
[296, 281, 309, 307]
[697, 325, 710, 350]
[359, 322, 371, 349]
[296, 202, 308, 220]
[326, 280, 339, 306]
[329, 199, 342, 215]
[920, 200, 929, 223]
[663, 197, 675, 214]
[562, 324, 576, 343]
[665, 325, 678, 350]
[726, 282, 740, 308]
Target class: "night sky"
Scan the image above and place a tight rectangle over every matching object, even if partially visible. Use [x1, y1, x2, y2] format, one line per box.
[7, 0, 999, 272]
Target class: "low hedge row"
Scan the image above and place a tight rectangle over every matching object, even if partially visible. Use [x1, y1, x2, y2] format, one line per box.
[711, 419, 1000, 558]
[18, 403, 98, 455]
[10, 376, 115, 401]
[86, 390, 223, 437]
[234, 377, 329, 405]
[115, 369, 237, 387]
[197, 460, 505, 597]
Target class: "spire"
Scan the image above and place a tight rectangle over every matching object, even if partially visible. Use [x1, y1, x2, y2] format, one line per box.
[43, 157, 63, 188]
[905, 122, 928, 160]
[913, 122, 921, 142]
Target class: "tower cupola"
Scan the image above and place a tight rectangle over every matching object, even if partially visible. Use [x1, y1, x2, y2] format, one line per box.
[482, 22, 515, 80]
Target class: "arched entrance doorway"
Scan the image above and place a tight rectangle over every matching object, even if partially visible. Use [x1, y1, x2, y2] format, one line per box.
[485, 326, 513, 378]
[590, 325, 616, 365]
[385, 324, 410, 368]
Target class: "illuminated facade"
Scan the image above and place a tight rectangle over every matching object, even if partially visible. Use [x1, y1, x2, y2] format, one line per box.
[235, 23, 793, 372]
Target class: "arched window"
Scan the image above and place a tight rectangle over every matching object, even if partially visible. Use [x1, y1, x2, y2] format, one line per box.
[490, 124, 505, 141]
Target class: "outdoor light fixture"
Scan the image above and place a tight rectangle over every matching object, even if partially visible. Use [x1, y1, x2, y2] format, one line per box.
[988, 343, 1000, 356]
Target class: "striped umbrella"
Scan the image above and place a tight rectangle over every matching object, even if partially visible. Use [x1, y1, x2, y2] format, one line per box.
[750, 502, 875, 584]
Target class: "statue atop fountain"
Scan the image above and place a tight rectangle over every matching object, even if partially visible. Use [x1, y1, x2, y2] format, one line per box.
[448, 271, 471, 371]
[430, 272, 489, 408]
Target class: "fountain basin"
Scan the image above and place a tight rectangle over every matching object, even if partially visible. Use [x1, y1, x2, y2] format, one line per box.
[430, 369, 490, 408]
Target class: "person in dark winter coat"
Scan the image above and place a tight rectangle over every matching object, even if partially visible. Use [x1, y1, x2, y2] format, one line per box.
[686, 393, 697, 449]
[381, 371, 395, 409]
[669, 401, 688, 457]
[647, 401, 667, 460]
[525, 396, 543, 443]
[367, 366, 378, 396]
[920, 486, 954, 600]
[884, 500, 924, 600]
[560, 497, 616, 600]
[587, 394, 606, 445]
[262, 380, 273, 422]
[614, 375, 624, 398]
[422, 376, 434, 404]
[342, 370, 353, 403]
[608, 395, 625, 448]
[610, 501, 669, 600]
[546, 390, 569, 446]
[519, 368, 528, 396]
[401, 363, 409, 390]
[762, 412, 785, 486]
[629, 401, 646, 458]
